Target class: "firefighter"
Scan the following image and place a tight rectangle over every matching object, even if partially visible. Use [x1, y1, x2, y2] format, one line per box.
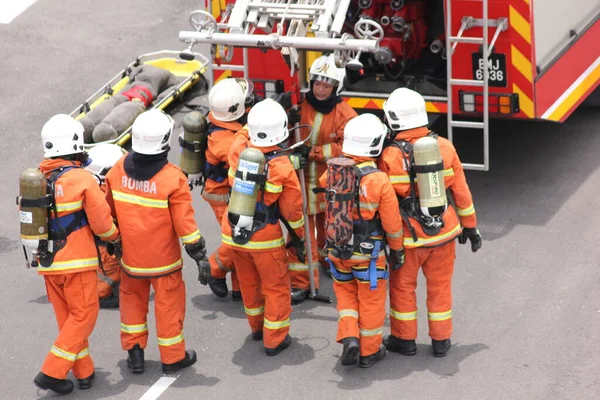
[287, 53, 358, 303]
[223, 98, 305, 356]
[378, 88, 482, 358]
[32, 114, 120, 394]
[104, 109, 206, 374]
[195, 78, 253, 301]
[84, 143, 127, 309]
[318, 113, 404, 368]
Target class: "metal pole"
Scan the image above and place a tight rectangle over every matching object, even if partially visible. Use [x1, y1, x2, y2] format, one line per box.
[483, 0, 490, 171]
[445, 0, 453, 143]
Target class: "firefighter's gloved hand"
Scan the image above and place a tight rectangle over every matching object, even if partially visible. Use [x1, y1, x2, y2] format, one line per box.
[187, 173, 203, 190]
[106, 237, 122, 258]
[458, 228, 482, 252]
[293, 144, 311, 158]
[289, 154, 308, 170]
[286, 236, 306, 264]
[388, 248, 405, 270]
[275, 92, 293, 109]
[288, 107, 302, 126]
[185, 237, 207, 261]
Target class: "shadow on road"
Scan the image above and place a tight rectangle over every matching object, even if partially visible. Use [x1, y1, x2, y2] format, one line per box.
[329, 341, 489, 390]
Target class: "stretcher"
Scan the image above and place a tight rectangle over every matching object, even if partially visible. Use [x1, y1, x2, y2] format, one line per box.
[70, 49, 210, 150]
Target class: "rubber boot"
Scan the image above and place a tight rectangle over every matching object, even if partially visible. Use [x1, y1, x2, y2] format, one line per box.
[162, 350, 197, 374]
[432, 339, 451, 357]
[291, 288, 309, 304]
[77, 371, 95, 390]
[99, 288, 119, 309]
[265, 334, 292, 356]
[34, 372, 74, 395]
[359, 344, 387, 368]
[384, 335, 417, 356]
[127, 344, 144, 373]
[231, 291, 243, 301]
[208, 276, 228, 298]
[340, 337, 360, 366]
[251, 331, 263, 341]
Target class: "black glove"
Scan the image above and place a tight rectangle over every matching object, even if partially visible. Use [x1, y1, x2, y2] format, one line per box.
[286, 236, 306, 264]
[388, 248, 405, 270]
[458, 228, 482, 252]
[185, 236, 207, 261]
[293, 144, 311, 157]
[289, 153, 308, 170]
[275, 92, 293, 109]
[288, 107, 302, 125]
[106, 238, 122, 258]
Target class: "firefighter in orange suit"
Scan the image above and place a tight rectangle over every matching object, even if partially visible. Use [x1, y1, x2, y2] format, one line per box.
[223, 98, 305, 356]
[33, 114, 120, 395]
[287, 53, 358, 303]
[318, 113, 404, 368]
[378, 88, 482, 358]
[104, 109, 206, 374]
[85, 143, 127, 309]
[194, 78, 256, 301]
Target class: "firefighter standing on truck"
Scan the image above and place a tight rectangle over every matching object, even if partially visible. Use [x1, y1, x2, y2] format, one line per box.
[84, 143, 127, 309]
[378, 88, 482, 358]
[287, 53, 358, 303]
[192, 78, 254, 301]
[318, 113, 404, 368]
[28, 114, 120, 395]
[104, 109, 206, 374]
[224, 98, 306, 356]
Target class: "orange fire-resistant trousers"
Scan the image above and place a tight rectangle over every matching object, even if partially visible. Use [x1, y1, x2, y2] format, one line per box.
[208, 202, 240, 292]
[97, 245, 120, 298]
[120, 270, 186, 364]
[332, 259, 387, 357]
[41, 270, 98, 380]
[229, 248, 291, 349]
[288, 213, 325, 290]
[389, 240, 456, 341]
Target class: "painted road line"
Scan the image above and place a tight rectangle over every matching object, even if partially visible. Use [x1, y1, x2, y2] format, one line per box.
[139, 376, 177, 400]
[0, 0, 38, 24]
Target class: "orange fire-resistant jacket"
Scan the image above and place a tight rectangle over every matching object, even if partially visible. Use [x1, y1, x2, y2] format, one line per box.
[297, 99, 357, 215]
[37, 159, 119, 275]
[204, 113, 241, 203]
[104, 158, 201, 278]
[222, 144, 305, 252]
[319, 157, 404, 261]
[378, 127, 477, 249]
[227, 126, 250, 172]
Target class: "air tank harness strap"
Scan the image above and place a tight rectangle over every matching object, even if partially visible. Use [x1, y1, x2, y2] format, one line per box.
[413, 162, 444, 174]
[50, 212, 89, 238]
[178, 136, 203, 152]
[205, 161, 228, 183]
[16, 195, 53, 208]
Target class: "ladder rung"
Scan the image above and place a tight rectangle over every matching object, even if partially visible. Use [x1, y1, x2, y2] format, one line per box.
[450, 120, 485, 129]
[449, 79, 484, 87]
[449, 36, 484, 44]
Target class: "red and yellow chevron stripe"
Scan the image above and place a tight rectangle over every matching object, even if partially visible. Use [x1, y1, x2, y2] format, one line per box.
[508, 0, 535, 118]
[342, 96, 448, 114]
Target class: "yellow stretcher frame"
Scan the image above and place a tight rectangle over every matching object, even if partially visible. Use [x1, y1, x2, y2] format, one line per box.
[69, 50, 210, 149]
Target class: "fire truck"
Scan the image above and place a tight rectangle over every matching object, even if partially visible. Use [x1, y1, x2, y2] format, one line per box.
[178, 0, 600, 171]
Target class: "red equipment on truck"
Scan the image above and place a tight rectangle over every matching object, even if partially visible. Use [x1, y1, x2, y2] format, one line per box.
[179, 0, 600, 172]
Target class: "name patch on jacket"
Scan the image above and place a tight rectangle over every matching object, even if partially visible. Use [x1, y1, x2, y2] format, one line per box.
[122, 176, 157, 194]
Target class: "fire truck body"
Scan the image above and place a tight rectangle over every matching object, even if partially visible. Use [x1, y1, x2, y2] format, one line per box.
[181, 0, 600, 170]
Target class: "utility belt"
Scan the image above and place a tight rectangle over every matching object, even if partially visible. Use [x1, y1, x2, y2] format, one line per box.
[328, 218, 382, 261]
[205, 161, 228, 183]
[38, 210, 89, 267]
[399, 196, 445, 240]
[230, 200, 280, 245]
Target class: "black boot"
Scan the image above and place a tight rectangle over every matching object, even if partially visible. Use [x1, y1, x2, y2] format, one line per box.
[127, 344, 145, 373]
[265, 334, 292, 356]
[197, 260, 210, 285]
[251, 330, 263, 341]
[162, 350, 197, 374]
[34, 372, 74, 395]
[208, 276, 228, 298]
[359, 344, 387, 368]
[231, 290, 243, 301]
[77, 371, 95, 390]
[291, 288, 309, 303]
[340, 337, 360, 366]
[99, 293, 119, 309]
[432, 339, 451, 357]
[384, 335, 417, 356]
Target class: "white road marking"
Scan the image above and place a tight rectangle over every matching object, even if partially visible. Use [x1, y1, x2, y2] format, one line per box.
[138, 376, 177, 400]
[0, 0, 38, 24]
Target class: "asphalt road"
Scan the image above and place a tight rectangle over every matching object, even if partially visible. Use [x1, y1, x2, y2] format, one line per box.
[1, 1, 599, 399]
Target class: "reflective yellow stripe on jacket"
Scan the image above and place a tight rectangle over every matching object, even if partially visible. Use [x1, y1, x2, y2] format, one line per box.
[112, 190, 168, 208]
[55, 200, 83, 212]
[221, 234, 285, 250]
[180, 230, 201, 245]
[403, 224, 462, 248]
[121, 258, 182, 276]
[44, 257, 98, 273]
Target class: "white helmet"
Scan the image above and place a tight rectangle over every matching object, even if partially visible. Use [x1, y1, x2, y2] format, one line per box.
[131, 109, 174, 155]
[41, 114, 85, 158]
[342, 113, 388, 157]
[247, 98, 289, 147]
[85, 143, 126, 183]
[383, 87, 429, 131]
[309, 54, 345, 92]
[208, 78, 253, 122]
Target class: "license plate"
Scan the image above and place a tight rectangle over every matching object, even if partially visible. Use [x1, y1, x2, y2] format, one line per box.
[471, 53, 507, 88]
